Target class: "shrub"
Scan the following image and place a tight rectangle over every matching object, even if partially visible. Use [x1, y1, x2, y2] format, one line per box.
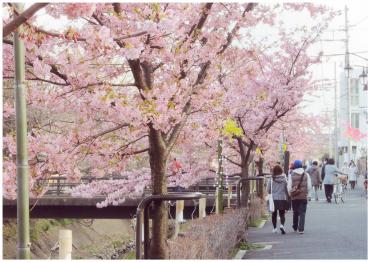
[3, 220, 17, 241]
[168, 208, 249, 259]
[57, 219, 73, 226]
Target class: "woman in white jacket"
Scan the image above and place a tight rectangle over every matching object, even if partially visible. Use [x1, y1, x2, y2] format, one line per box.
[348, 160, 358, 189]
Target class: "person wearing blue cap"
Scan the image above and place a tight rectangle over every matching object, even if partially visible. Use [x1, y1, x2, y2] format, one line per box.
[287, 160, 312, 234]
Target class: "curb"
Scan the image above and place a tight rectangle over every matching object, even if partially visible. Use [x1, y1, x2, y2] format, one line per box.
[233, 250, 247, 259]
[233, 244, 272, 259]
[233, 219, 269, 259]
[257, 219, 267, 228]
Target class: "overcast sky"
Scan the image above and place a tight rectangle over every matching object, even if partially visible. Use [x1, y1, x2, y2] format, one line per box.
[301, 1, 368, 118]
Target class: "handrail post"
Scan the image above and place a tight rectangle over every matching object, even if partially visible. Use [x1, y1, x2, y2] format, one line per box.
[135, 193, 204, 259]
[143, 204, 150, 259]
[135, 209, 142, 259]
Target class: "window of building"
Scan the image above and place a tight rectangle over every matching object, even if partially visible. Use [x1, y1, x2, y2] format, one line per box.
[351, 113, 360, 128]
[350, 79, 359, 106]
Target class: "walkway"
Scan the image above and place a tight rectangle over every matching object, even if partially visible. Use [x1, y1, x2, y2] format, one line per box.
[244, 176, 368, 259]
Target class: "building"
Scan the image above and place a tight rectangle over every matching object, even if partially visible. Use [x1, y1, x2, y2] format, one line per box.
[337, 68, 368, 168]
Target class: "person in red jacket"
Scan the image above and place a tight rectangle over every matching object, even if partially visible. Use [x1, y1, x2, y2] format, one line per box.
[171, 158, 182, 176]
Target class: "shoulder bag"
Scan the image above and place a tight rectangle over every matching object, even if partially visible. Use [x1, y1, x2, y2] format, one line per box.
[290, 173, 305, 198]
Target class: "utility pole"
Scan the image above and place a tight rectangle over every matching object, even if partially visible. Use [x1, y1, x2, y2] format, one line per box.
[14, 3, 31, 259]
[279, 131, 285, 165]
[216, 139, 224, 214]
[334, 62, 339, 165]
[344, 5, 352, 162]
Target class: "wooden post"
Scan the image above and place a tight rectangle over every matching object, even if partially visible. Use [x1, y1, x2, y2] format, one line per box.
[176, 200, 184, 222]
[227, 185, 232, 208]
[215, 188, 220, 214]
[58, 230, 72, 260]
[174, 200, 184, 238]
[199, 198, 206, 218]
[284, 151, 290, 175]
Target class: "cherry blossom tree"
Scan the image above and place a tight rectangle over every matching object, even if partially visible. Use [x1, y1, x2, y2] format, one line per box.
[200, 5, 337, 205]
[3, 3, 336, 258]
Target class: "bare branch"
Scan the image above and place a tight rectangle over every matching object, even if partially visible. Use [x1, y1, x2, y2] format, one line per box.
[223, 155, 242, 167]
[3, 3, 48, 38]
[116, 135, 148, 152]
[76, 123, 130, 147]
[58, 82, 137, 97]
[121, 148, 149, 158]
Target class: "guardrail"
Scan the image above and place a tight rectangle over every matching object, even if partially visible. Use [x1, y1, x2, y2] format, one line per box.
[135, 192, 204, 259]
[236, 177, 265, 208]
[36, 175, 127, 196]
[36, 175, 242, 196]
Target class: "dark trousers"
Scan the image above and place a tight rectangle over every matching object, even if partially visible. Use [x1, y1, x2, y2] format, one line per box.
[272, 209, 285, 228]
[292, 199, 307, 232]
[324, 184, 334, 201]
[350, 181, 356, 189]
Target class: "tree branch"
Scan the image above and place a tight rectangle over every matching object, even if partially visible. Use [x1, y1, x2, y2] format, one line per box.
[3, 3, 48, 38]
[116, 135, 148, 152]
[223, 155, 242, 167]
[121, 148, 149, 158]
[75, 123, 130, 147]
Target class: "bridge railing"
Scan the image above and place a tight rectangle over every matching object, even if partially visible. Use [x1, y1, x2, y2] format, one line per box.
[36, 174, 244, 197]
[35, 175, 128, 196]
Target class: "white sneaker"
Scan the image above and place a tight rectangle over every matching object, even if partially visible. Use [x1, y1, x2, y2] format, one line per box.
[280, 225, 286, 235]
[272, 228, 278, 234]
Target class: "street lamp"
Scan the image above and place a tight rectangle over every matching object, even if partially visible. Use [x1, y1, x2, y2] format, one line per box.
[359, 67, 368, 90]
[348, 65, 368, 90]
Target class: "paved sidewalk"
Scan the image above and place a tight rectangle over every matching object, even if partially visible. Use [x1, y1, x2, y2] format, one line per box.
[243, 181, 368, 259]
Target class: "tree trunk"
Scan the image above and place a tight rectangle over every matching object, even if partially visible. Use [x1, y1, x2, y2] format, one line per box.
[148, 127, 169, 259]
[240, 164, 249, 207]
[256, 158, 264, 176]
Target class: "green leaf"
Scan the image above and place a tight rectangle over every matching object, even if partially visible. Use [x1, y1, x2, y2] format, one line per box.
[222, 118, 243, 138]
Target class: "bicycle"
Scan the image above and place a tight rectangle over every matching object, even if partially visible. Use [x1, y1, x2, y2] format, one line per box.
[362, 179, 368, 199]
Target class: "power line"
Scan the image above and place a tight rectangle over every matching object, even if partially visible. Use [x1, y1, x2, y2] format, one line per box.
[349, 16, 368, 27]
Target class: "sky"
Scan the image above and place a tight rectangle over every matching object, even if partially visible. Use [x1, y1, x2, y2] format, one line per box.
[300, 1, 368, 118]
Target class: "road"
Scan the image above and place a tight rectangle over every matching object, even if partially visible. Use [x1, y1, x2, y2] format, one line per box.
[243, 176, 368, 259]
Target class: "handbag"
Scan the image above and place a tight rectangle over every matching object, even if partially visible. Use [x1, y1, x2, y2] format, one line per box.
[290, 173, 305, 198]
[268, 179, 275, 212]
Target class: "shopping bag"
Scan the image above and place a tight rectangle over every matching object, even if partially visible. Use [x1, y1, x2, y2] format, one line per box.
[268, 193, 275, 212]
[268, 179, 275, 212]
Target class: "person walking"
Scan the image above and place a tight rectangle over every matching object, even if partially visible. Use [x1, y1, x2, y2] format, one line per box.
[322, 158, 340, 202]
[306, 161, 321, 201]
[340, 162, 349, 189]
[321, 158, 328, 182]
[348, 160, 358, 190]
[267, 165, 290, 234]
[288, 160, 312, 234]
